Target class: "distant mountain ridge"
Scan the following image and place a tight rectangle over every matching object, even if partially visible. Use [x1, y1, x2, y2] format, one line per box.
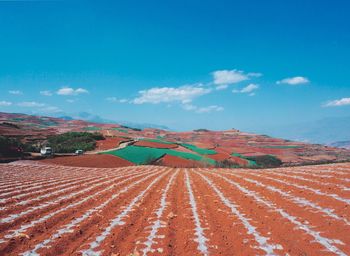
[57, 112, 170, 130]
[329, 141, 350, 150]
[259, 116, 350, 144]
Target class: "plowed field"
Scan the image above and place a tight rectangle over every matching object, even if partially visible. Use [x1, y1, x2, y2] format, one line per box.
[0, 161, 349, 255]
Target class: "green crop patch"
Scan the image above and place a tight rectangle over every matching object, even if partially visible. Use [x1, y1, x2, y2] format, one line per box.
[103, 145, 216, 165]
[231, 152, 258, 167]
[112, 127, 129, 133]
[181, 143, 217, 155]
[141, 138, 175, 144]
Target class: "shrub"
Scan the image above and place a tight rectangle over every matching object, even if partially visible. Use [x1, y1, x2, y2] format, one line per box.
[47, 132, 104, 153]
[245, 155, 282, 168]
[0, 136, 23, 157]
[215, 159, 239, 168]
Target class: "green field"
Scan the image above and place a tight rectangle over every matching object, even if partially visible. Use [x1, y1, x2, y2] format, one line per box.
[102, 145, 216, 165]
[141, 138, 175, 145]
[181, 143, 217, 155]
[112, 127, 129, 133]
[231, 152, 258, 167]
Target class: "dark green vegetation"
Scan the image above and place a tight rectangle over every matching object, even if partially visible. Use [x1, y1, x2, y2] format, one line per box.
[47, 132, 104, 153]
[215, 159, 239, 168]
[0, 136, 23, 157]
[103, 145, 216, 165]
[245, 155, 283, 168]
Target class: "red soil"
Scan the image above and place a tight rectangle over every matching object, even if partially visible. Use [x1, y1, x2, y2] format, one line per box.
[41, 154, 134, 168]
[95, 137, 128, 150]
[159, 154, 203, 168]
[206, 152, 230, 161]
[134, 140, 178, 149]
[0, 162, 350, 255]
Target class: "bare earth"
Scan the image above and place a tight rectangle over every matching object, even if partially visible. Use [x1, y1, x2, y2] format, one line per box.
[0, 161, 349, 255]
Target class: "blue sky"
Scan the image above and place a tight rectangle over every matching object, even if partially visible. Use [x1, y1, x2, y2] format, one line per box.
[0, 0, 350, 131]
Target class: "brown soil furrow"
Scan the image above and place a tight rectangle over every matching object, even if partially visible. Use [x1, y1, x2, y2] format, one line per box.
[0, 168, 151, 234]
[199, 170, 349, 255]
[2, 168, 165, 255]
[213, 170, 350, 243]
[226, 170, 350, 220]
[77, 169, 171, 256]
[0, 167, 140, 216]
[248, 170, 350, 198]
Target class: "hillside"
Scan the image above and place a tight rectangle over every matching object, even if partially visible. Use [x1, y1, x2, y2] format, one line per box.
[1, 112, 350, 168]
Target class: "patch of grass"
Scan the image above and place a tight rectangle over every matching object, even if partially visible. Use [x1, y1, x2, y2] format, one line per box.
[103, 145, 216, 165]
[180, 143, 216, 155]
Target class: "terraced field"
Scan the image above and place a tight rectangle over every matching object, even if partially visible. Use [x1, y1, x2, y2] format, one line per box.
[0, 161, 349, 255]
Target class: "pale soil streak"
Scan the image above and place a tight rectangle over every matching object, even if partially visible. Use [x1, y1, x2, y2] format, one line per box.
[194, 170, 282, 256]
[141, 170, 179, 256]
[243, 170, 350, 205]
[222, 171, 350, 226]
[19, 170, 164, 256]
[0, 169, 160, 244]
[80, 171, 169, 256]
[209, 171, 348, 256]
[0, 171, 129, 224]
[184, 170, 209, 256]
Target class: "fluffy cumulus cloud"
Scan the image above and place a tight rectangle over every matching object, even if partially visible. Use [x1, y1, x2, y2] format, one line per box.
[17, 101, 45, 107]
[233, 84, 259, 96]
[0, 101, 12, 106]
[40, 90, 53, 96]
[277, 76, 309, 85]
[212, 70, 249, 85]
[132, 84, 211, 104]
[57, 87, 89, 96]
[324, 97, 350, 107]
[183, 104, 224, 113]
[9, 90, 23, 95]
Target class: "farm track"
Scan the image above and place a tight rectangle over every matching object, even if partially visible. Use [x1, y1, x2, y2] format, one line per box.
[0, 162, 349, 255]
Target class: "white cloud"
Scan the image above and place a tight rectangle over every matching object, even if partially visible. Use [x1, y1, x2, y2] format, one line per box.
[215, 84, 228, 90]
[132, 84, 211, 104]
[182, 104, 224, 113]
[57, 87, 89, 96]
[66, 99, 76, 103]
[277, 76, 309, 85]
[40, 90, 53, 96]
[106, 97, 129, 103]
[213, 70, 249, 85]
[9, 90, 23, 95]
[196, 105, 224, 113]
[324, 97, 350, 107]
[0, 101, 12, 106]
[18, 101, 45, 107]
[233, 84, 259, 95]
